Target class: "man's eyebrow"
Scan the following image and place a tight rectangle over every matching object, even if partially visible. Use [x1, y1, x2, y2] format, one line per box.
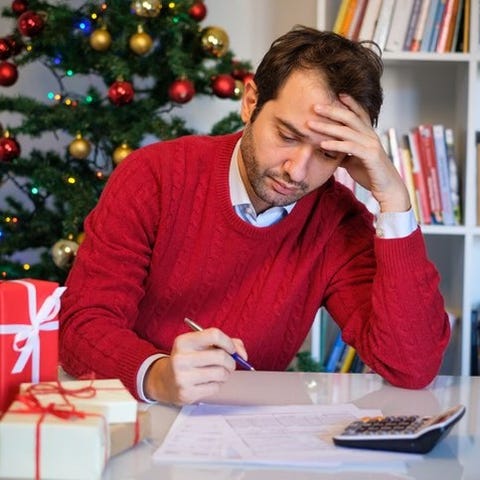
[276, 118, 309, 140]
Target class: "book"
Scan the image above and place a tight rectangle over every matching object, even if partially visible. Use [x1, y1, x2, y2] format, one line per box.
[347, 0, 368, 40]
[403, 0, 423, 50]
[449, 0, 465, 51]
[339, 0, 359, 37]
[436, 0, 458, 52]
[417, 124, 443, 223]
[428, 0, 447, 50]
[325, 331, 346, 373]
[357, 0, 383, 41]
[406, 130, 432, 224]
[432, 124, 455, 225]
[340, 346, 357, 373]
[372, 0, 395, 50]
[385, 0, 415, 52]
[411, 0, 433, 51]
[461, 0, 470, 52]
[445, 128, 461, 224]
[445, 0, 461, 51]
[421, 0, 441, 51]
[333, 0, 351, 33]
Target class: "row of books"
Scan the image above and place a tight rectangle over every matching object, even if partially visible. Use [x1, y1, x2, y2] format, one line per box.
[384, 124, 461, 226]
[333, 0, 470, 53]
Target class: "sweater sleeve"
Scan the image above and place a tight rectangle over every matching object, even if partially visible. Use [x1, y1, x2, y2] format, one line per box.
[324, 216, 450, 389]
[59, 148, 168, 399]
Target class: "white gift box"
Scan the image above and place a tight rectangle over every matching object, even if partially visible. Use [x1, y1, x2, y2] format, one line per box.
[20, 378, 138, 424]
[0, 397, 108, 480]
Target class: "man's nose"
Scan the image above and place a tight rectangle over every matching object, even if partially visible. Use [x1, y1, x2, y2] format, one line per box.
[283, 145, 311, 183]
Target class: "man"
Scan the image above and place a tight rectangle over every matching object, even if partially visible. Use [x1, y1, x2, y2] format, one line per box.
[59, 26, 450, 405]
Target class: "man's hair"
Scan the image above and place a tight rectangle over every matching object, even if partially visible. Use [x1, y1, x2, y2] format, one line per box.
[251, 25, 384, 127]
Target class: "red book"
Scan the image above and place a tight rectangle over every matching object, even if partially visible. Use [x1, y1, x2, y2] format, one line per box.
[407, 129, 432, 224]
[0, 279, 65, 412]
[417, 124, 443, 223]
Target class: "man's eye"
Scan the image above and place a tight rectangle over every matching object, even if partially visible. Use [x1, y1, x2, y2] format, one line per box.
[278, 131, 296, 143]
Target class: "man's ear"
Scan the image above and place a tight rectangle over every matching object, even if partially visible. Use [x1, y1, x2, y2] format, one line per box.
[240, 79, 258, 123]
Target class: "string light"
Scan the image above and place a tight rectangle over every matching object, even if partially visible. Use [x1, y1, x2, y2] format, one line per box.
[23, 264, 30, 271]
[67, 176, 76, 184]
[66, 69, 74, 77]
[31, 187, 39, 194]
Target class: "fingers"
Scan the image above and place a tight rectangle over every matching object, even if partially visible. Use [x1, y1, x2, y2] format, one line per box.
[146, 328, 250, 405]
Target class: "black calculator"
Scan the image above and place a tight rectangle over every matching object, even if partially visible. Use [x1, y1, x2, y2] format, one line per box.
[333, 404, 466, 454]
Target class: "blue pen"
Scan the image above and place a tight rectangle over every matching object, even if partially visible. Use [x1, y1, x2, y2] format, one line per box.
[184, 317, 255, 371]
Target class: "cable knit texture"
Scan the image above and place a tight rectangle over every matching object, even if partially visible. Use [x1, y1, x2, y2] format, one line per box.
[59, 132, 450, 398]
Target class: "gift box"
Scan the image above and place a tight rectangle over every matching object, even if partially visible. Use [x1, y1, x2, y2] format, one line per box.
[0, 394, 108, 480]
[110, 410, 151, 457]
[20, 378, 138, 424]
[0, 279, 66, 413]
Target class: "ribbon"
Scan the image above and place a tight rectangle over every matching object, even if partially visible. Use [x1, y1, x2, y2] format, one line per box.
[0, 280, 66, 382]
[10, 390, 108, 480]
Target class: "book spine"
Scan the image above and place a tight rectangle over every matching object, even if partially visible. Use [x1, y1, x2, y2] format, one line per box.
[407, 129, 432, 224]
[417, 124, 443, 223]
[403, 0, 423, 50]
[357, 0, 383, 41]
[372, 0, 395, 50]
[325, 332, 346, 373]
[436, 0, 456, 52]
[429, 0, 447, 50]
[432, 124, 455, 225]
[385, 0, 415, 52]
[411, 0, 433, 51]
[421, 0, 441, 51]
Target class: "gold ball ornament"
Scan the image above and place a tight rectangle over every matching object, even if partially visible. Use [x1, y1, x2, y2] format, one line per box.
[89, 27, 112, 52]
[129, 26, 153, 55]
[131, 0, 162, 17]
[201, 26, 230, 58]
[232, 80, 244, 100]
[51, 239, 79, 269]
[68, 134, 91, 159]
[113, 142, 133, 165]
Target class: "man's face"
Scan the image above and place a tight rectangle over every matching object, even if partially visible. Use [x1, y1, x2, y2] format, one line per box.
[238, 70, 346, 214]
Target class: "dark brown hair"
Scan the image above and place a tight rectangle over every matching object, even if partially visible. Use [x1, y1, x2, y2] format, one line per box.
[251, 25, 383, 126]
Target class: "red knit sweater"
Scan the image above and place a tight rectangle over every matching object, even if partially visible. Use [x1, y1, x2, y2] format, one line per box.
[59, 132, 450, 397]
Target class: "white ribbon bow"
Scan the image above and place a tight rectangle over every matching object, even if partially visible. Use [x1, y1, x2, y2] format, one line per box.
[0, 280, 66, 382]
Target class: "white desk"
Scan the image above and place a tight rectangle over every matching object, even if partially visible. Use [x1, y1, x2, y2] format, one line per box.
[103, 372, 480, 480]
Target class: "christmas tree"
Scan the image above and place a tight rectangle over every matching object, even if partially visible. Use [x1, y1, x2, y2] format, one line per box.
[0, 0, 252, 283]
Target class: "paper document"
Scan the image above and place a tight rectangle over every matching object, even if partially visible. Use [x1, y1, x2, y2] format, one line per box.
[153, 403, 416, 468]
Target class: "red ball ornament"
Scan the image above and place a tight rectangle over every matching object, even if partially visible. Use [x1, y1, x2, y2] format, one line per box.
[108, 80, 135, 105]
[0, 136, 21, 162]
[168, 78, 195, 104]
[211, 74, 235, 99]
[188, 2, 207, 22]
[11, 0, 28, 16]
[0, 38, 13, 60]
[17, 10, 45, 37]
[0, 61, 18, 86]
[6, 36, 23, 56]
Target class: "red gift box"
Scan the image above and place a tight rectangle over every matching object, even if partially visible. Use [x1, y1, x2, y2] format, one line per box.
[0, 279, 66, 413]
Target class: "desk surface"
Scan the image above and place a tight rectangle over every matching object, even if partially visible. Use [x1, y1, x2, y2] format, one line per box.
[103, 372, 480, 480]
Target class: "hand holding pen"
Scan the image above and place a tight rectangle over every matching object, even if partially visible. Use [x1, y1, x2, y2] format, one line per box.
[184, 318, 255, 371]
[144, 317, 254, 405]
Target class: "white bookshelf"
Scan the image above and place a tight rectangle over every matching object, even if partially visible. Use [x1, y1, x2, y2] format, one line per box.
[316, 0, 480, 375]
